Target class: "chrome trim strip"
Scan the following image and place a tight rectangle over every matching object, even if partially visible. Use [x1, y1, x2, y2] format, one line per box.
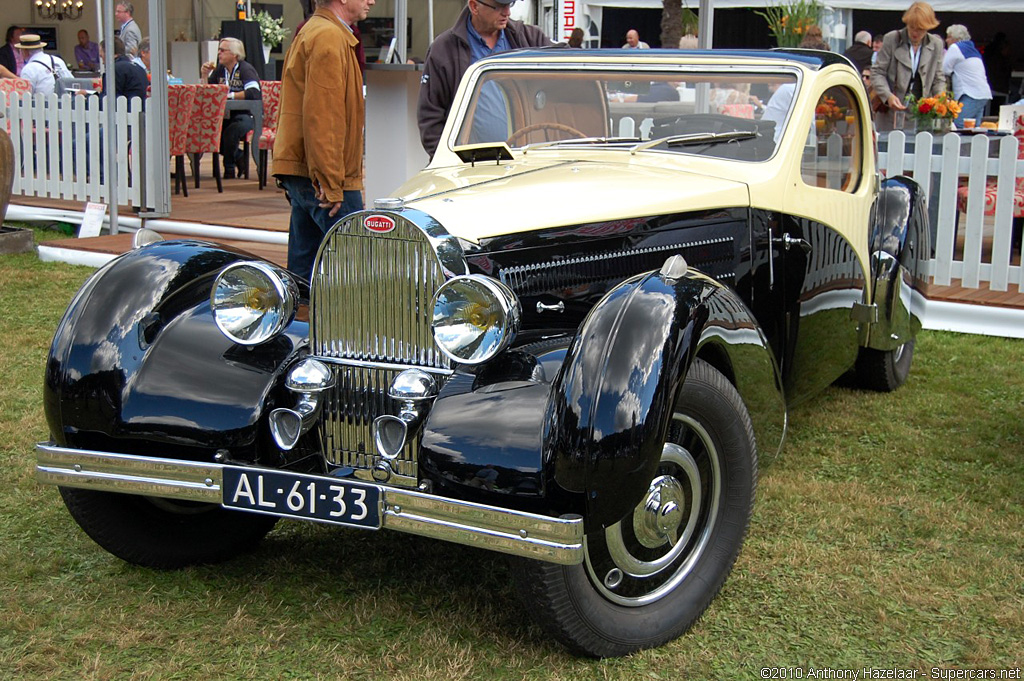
[383, 488, 583, 565]
[35, 443, 585, 565]
[36, 444, 222, 502]
[499, 238, 734, 296]
[315, 355, 455, 376]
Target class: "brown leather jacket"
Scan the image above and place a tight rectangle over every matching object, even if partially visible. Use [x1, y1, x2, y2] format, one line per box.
[273, 8, 364, 200]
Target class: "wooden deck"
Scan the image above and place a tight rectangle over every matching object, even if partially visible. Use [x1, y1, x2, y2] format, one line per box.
[11, 160, 1024, 313]
[17, 158, 292, 234]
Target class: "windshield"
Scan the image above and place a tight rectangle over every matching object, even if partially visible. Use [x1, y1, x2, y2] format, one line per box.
[453, 68, 799, 161]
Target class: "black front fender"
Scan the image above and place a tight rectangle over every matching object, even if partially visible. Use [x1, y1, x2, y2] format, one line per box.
[44, 240, 307, 461]
[547, 267, 713, 528]
[419, 265, 785, 529]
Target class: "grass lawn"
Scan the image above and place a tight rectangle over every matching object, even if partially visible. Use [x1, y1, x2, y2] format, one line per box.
[1, 230, 1022, 679]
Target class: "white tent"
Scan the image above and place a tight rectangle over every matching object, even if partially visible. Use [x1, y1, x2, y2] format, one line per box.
[577, 0, 1021, 9]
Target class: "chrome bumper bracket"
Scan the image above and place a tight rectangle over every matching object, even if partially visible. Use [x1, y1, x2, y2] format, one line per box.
[35, 443, 584, 565]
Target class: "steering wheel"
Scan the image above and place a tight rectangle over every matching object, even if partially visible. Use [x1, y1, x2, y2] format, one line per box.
[507, 122, 587, 146]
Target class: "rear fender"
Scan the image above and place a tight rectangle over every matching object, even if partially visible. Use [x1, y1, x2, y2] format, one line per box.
[863, 176, 930, 351]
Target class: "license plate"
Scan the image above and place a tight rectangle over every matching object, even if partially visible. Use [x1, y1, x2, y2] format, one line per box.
[221, 466, 381, 529]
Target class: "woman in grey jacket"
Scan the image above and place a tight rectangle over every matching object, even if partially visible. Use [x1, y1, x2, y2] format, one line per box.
[870, 1, 946, 131]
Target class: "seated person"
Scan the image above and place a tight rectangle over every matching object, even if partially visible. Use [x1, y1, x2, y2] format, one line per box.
[639, 81, 682, 103]
[75, 29, 100, 71]
[201, 37, 262, 179]
[131, 37, 150, 76]
[94, 37, 147, 107]
[709, 82, 763, 114]
[18, 34, 72, 95]
[761, 82, 796, 142]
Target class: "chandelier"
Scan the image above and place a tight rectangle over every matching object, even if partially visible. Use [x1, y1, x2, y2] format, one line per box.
[36, 0, 84, 21]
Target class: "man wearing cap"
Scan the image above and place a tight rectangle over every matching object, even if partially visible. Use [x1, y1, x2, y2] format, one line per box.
[417, 0, 549, 158]
[17, 34, 72, 95]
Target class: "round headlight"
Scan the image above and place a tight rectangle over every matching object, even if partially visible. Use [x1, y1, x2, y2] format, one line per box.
[432, 275, 521, 365]
[211, 262, 297, 345]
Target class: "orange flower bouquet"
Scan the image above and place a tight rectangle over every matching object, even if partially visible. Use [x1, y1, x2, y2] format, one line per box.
[814, 95, 845, 134]
[907, 92, 963, 132]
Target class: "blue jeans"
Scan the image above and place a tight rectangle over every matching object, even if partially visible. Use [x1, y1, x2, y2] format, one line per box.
[280, 175, 364, 283]
[955, 95, 989, 126]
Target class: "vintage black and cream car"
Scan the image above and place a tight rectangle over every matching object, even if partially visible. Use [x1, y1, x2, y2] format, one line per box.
[37, 49, 928, 657]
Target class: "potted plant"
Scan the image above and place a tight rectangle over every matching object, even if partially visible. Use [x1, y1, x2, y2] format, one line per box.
[755, 0, 823, 48]
[254, 10, 290, 62]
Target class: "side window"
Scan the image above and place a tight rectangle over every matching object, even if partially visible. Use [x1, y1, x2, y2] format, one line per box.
[801, 86, 863, 193]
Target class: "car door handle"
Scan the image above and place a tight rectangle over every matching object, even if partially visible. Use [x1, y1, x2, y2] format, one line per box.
[536, 301, 565, 314]
[774, 233, 812, 254]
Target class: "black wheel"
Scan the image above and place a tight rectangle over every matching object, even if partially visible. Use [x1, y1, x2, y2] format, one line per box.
[58, 487, 278, 569]
[855, 339, 914, 392]
[512, 359, 757, 657]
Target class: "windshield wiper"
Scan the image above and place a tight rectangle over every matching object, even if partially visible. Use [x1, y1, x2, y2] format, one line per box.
[521, 136, 642, 154]
[630, 131, 759, 155]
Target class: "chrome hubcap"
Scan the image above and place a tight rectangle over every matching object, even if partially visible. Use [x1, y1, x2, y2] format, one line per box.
[893, 342, 906, 363]
[584, 414, 721, 607]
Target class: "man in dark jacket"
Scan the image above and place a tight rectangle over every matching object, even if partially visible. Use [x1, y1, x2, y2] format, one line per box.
[0, 25, 25, 76]
[417, 0, 549, 158]
[843, 30, 873, 73]
[97, 37, 148, 107]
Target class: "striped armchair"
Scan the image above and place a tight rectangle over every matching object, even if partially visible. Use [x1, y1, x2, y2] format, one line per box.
[184, 83, 229, 193]
[168, 84, 196, 196]
[956, 114, 1024, 251]
[0, 78, 33, 133]
[245, 80, 281, 190]
[0, 78, 33, 100]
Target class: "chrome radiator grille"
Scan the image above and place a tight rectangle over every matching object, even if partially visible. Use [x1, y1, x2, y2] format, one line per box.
[318, 364, 418, 479]
[310, 219, 450, 367]
[309, 215, 454, 480]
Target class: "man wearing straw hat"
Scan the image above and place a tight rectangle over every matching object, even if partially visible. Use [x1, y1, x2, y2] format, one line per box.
[17, 33, 72, 95]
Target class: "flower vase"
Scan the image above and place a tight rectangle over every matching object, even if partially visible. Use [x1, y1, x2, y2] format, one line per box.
[917, 117, 950, 134]
[262, 43, 272, 63]
[815, 118, 836, 137]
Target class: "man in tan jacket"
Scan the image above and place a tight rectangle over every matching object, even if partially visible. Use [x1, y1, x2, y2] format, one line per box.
[273, 0, 374, 282]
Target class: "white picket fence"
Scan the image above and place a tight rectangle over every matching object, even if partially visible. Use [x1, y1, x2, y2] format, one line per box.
[3, 92, 1021, 296]
[1, 91, 158, 211]
[878, 130, 1022, 293]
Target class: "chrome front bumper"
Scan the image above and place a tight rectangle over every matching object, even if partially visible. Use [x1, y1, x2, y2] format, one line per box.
[35, 443, 584, 566]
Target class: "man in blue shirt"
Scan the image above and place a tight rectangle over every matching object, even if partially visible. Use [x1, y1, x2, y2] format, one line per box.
[74, 29, 100, 71]
[417, 0, 549, 158]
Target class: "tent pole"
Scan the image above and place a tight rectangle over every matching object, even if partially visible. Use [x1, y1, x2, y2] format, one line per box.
[428, 0, 435, 42]
[145, 0, 171, 217]
[396, 0, 408, 63]
[698, 0, 713, 48]
[102, 0, 118, 234]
